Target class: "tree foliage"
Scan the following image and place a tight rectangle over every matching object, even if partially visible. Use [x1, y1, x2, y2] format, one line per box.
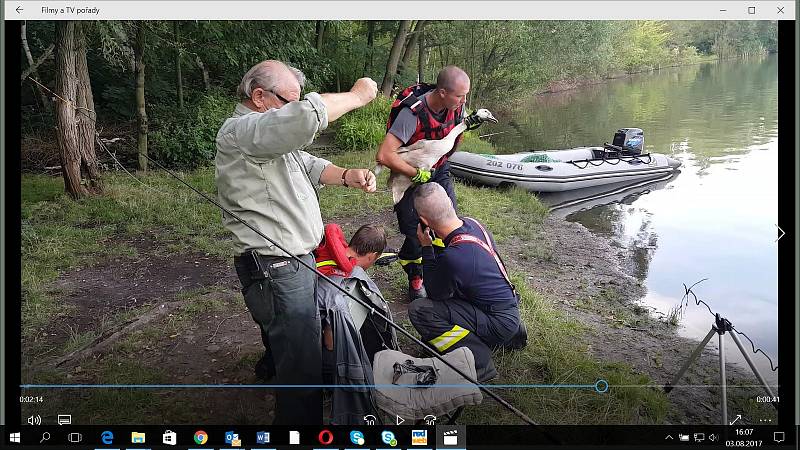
[22, 20, 779, 170]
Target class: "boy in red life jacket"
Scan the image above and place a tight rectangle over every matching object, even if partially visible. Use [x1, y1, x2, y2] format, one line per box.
[375, 66, 469, 301]
[314, 223, 387, 352]
[315, 223, 387, 277]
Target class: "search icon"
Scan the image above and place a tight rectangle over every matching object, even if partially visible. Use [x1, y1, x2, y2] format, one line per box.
[40, 431, 50, 443]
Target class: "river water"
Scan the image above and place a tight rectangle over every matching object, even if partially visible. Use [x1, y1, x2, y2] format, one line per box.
[484, 56, 779, 382]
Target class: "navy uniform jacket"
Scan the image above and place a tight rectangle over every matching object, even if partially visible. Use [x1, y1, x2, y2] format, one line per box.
[421, 218, 517, 312]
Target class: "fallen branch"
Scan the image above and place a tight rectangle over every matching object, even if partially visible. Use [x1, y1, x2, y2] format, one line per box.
[52, 301, 184, 368]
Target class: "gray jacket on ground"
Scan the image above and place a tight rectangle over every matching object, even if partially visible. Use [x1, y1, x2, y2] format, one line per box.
[317, 266, 385, 425]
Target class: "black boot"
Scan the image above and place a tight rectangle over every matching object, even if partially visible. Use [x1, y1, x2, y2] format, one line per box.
[505, 321, 528, 350]
[254, 353, 276, 381]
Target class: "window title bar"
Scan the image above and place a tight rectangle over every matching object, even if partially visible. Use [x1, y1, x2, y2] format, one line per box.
[4, 1, 796, 20]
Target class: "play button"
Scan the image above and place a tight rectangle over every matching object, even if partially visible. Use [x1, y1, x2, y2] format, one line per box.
[396, 415, 405, 425]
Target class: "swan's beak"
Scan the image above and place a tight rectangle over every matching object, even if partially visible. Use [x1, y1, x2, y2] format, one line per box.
[484, 113, 498, 124]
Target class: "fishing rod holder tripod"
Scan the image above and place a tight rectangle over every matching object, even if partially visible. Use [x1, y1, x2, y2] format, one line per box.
[664, 313, 777, 425]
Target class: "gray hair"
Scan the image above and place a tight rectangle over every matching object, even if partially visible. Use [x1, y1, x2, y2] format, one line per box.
[413, 183, 458, 226]
[237, 60, 306, 100]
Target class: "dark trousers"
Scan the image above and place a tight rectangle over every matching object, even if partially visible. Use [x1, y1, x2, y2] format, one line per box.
[234, 253, 322, 425]
[394, 162, 458, 279]
[408, 297, 520, 382]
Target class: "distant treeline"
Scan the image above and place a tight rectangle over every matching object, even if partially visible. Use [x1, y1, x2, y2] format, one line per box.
[19, 20, 777, 187]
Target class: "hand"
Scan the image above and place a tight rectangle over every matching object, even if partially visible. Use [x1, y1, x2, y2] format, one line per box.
[411, 168, 433, 184]
[416, 223, 433, 247]
[351, 77, 378, 106]
[345, 168, 377, 193]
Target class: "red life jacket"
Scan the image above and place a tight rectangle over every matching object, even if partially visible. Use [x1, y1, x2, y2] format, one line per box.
[386, 83, 465, 168]
[314, 223, 356, 277]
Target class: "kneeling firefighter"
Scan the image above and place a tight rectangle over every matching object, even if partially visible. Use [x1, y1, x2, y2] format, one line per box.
[408, 183, 528, 382]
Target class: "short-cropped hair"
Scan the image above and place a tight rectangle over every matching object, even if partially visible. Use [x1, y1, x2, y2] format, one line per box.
[349, 224, 387, 256]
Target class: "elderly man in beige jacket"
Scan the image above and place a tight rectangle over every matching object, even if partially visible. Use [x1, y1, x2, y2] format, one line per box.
[216, 60, 377, 425]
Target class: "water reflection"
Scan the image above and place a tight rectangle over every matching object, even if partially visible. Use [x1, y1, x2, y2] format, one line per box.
[495, 56, 779, 382]
[486, 56, 778, 173]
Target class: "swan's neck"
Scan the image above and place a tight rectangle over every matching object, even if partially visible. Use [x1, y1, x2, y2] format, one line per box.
[448, 123, 468, 141]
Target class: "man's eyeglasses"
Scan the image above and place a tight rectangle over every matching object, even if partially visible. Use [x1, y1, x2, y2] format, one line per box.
[270, 90, 294, 104]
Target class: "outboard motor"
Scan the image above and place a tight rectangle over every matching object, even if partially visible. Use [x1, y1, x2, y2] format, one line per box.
[613, 128, 644, 155]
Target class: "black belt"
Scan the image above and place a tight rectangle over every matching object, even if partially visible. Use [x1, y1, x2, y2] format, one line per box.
[235, 250, 305, 281]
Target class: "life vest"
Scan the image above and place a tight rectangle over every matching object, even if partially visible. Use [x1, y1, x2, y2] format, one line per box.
[386, 83, 465, 168]
[314, 223, 356, 277]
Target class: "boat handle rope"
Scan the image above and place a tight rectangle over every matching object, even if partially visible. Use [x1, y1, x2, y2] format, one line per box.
[569, 153, 652, 170]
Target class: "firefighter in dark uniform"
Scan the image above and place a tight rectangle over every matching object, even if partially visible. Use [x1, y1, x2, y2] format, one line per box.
[408, 183, 528, 382]
[376, 66, 469, 301]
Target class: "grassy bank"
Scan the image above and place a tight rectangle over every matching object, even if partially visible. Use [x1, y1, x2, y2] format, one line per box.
[21, 158, 670, 424]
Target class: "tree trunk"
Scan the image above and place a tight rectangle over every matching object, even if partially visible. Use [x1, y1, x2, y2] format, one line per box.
[363, 20, 375, 76]
[21, 21, 52, 112]
[54, 21, 87, 198]
[400, 20, 427, 73]
[418, 29, 425, 83]
[174, 21, 184, 109]
[380, 20, 411, 96]
[134, 22, 148, 172]
[315, 21, 326, 53]
[195, 55, 210, 90]
[333, 25, 340, 92]
[74, 22, 101, 193]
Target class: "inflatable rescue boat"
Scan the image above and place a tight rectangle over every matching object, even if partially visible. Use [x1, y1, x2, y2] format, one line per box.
[449, 128, 682, 192]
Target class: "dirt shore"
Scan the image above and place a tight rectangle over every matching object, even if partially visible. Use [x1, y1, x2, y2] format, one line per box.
[520, 215, 776, 425]
[23, 206, 775, 425]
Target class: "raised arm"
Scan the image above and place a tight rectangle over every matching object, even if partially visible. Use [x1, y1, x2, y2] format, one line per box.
[320, 77, 377, 122]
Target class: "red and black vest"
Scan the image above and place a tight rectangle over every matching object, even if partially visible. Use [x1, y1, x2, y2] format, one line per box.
[386, 83, 465, 168]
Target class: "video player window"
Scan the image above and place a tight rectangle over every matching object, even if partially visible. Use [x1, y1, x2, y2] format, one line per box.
[3, 4, 797, 449]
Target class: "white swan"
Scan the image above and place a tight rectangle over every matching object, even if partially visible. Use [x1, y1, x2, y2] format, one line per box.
[376, 109, 498, 204]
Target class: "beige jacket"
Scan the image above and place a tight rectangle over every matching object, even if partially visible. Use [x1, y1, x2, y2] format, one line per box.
[215, 93, 331, 256]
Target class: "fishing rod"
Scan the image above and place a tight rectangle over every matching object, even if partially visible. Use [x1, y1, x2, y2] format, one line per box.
[141, 154, 555, 433]
[26, 73, 551, 433]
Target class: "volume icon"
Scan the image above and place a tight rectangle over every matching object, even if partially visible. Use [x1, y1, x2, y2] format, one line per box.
[27, 415, 42, 426]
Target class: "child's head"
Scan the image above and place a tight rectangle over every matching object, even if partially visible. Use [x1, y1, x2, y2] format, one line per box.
[349, 224, 387, 269]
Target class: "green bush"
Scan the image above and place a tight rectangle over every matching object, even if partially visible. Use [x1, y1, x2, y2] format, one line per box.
[334, 96, 392, 152]
[149, 89, 235, 169]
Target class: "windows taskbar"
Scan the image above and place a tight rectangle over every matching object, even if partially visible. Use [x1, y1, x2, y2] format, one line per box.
[1, 426, 797, 448]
